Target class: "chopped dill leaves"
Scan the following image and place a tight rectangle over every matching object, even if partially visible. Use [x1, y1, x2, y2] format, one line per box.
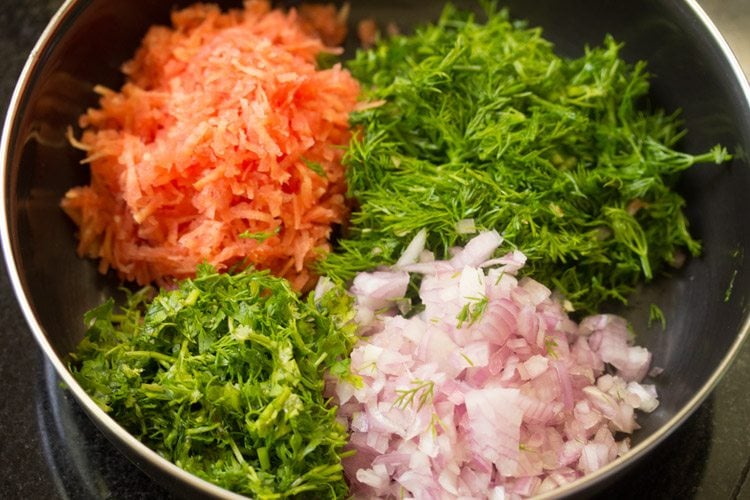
[429, 412, 446, 436]
[238, 226, 279, 242]
[393, 379, 436, 411]
[544, 336, 559, 359]
[725, 269, 739, 303]
[456, 295, 489, 328]
[319, 2, 731, 312]
[460, 352, 476, 367]
[303, 158, 328, 178]
[648, 303, 667, 330]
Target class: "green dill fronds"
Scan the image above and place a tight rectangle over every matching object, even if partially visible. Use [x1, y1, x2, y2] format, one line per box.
[460, 352, 475, 367]
[648, 304, 667, 330]
[429, 411, 446, 436]
[544, 336, 559, 359]
[724, 269, 739, 303]
[302, 158, 328, 178]
[393, 379, 436, 411]
[319, 3, 731, 312]
[238, 226, 280, 242]
[456, 295, 489, 328]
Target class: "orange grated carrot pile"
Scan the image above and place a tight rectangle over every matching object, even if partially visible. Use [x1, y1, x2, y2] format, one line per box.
[61, 0, 359, 291]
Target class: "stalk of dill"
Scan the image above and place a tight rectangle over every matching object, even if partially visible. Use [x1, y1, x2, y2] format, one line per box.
[320, 2, 730, 312]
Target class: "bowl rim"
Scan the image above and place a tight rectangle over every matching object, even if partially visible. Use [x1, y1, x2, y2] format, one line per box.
[1, 0, 749, 498]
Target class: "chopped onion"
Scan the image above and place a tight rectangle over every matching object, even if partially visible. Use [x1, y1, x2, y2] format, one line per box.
[329, 231, 659, 498]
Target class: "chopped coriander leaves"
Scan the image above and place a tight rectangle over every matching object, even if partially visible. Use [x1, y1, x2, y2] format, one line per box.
[70, 265, 357, 498]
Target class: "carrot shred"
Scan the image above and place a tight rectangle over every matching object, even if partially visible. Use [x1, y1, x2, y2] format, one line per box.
[61, 0, 360, 291]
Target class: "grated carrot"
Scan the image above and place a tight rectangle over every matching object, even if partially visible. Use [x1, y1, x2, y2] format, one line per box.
[61, 0, 359, 291]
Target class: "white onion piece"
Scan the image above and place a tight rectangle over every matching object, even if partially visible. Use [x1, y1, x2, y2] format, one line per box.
[395, 229, 428, 268]
[313, 275, 335, 302]
[350, 270, 410, 312]
[449, 229, 503, 269]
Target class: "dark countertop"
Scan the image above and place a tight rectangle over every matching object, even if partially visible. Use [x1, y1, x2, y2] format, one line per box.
[1, 1, 748, 499]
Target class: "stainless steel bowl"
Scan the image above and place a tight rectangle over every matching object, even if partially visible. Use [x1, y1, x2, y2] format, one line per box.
[3, 0, 749, 498]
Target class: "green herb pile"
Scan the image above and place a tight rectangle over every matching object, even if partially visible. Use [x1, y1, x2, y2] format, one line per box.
[320, 2, 730, 311]
[70, 265, 357, 498]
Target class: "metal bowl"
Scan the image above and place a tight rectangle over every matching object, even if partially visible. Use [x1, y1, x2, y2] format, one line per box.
[2, 0, 749, 498]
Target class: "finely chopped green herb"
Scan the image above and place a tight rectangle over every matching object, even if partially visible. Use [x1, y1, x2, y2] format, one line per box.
[70, 265, 357, 498]
[320, 2, 730, 312]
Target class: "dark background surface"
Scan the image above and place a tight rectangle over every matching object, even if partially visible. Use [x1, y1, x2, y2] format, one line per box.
[0, 1, 748, 499]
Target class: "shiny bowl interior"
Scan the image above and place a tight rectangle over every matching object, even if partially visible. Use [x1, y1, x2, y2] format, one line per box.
[2, 0, 750, 498]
